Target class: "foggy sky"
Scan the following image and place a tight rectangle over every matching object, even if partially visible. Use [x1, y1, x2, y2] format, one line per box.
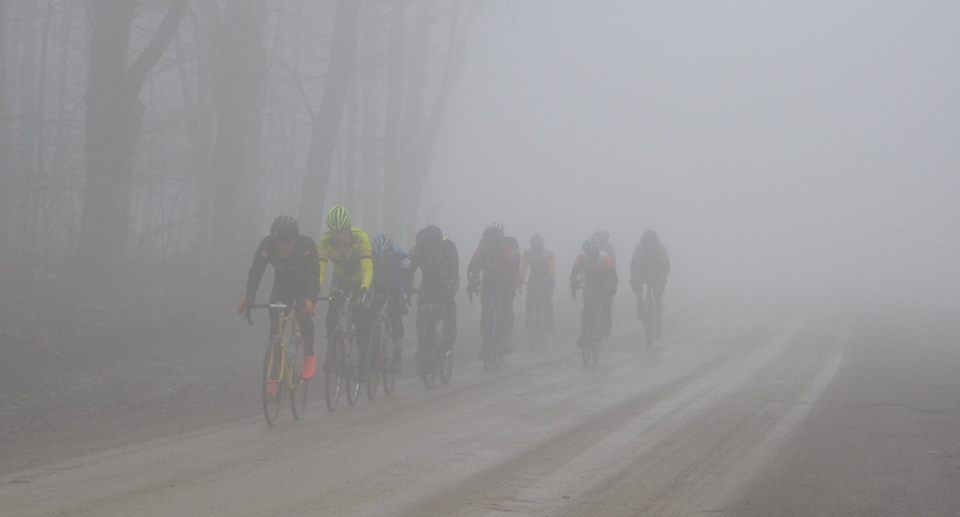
[424, 1, 960, 300]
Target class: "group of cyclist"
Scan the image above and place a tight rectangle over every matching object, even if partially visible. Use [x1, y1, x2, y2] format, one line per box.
[240, 205, 671, 386]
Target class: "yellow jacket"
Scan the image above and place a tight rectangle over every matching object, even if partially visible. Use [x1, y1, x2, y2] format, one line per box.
[317, 227, 374, 290]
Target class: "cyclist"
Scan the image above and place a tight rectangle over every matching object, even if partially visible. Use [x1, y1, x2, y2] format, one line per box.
[630, 230, 671, 336]
[371, 234, 412, 373]
[593, 230, 616, 337]
[570, 236, 618, 347]
[593, 230, 616, 264]
[317, 205, 374, 380]
[239, 216, 321, 385]
[468, 223, 520, 356]
[520, 233, 556, 333]
[409, 225, 460, 355]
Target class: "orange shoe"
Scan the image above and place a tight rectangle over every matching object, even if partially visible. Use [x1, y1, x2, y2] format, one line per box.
[266, 380, 279, 397]
[302, 354, 318, 380]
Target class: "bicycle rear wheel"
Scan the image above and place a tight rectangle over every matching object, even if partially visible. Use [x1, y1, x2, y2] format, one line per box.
[262, 340, 284, 426]
[289, 335, 308, 419]
[366, 321, 383, 401]
[324, 338, 344, 412]
[439, 347, 453, 386]
[345, 339, 361, 406]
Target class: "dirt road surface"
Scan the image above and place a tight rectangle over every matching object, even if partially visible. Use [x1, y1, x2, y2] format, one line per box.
[2, 302, 958, 516]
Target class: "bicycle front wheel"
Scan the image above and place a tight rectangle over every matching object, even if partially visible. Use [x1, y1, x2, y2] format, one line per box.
[324, 339, 344, 412]
[439, 347, 453, 386]
[262, 341, 284, 426]
[345, 339, 361, 407]
[289, 336, 308, 419]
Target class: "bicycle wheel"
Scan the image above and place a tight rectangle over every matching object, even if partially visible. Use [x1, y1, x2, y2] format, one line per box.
[366, 320, 383, 401]
[289, 334, 308, 420]
[262, 340, 284, 426]
[439, 346, 453, 386]
[643, 293, 655, 347]
[345, 339, 361, 406]
[324, 338, 344, 412]
[421, 346, 437, 389]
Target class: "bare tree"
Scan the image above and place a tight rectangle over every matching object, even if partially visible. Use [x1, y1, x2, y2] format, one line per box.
[78, 0, 189, 272]
[0, 0, 9, 258]
[209, 0, 266, 265]
[297, 0, 361, 236]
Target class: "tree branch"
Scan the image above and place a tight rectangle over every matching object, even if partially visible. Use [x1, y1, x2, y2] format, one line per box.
[124, 0, 190, 96]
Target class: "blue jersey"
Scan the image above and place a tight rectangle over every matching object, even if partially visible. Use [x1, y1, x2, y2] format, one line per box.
[373, 246, 412, 298]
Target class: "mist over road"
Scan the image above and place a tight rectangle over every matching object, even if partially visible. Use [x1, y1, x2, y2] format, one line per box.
[3, 301, 956, 516]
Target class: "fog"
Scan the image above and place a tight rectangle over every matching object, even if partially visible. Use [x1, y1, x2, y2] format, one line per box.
[426, 0, 960, 303]
[4, 1, 960, 513]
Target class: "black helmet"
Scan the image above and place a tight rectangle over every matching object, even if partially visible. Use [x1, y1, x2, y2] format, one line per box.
[483, 222, 504, 241]
[583, 236, 601, 255]
[271, 216, 299, 240]
[641, 230, 659, 243]
[593, 230, 610, 243]
[416, 225, 443, 247]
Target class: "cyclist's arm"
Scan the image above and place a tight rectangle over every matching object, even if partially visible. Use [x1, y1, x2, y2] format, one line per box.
[569, 255, 583, 286]
[356, 229, 374, 290]
[246, 237, 271, 299]
[317, 234, 331, 289]
[519, 251, 530, 280]
[303, 237, 321, 301]
[446, 240, 460, 294]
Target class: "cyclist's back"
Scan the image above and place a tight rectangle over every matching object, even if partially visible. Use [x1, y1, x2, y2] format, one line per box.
[410, 225, 459, 352]
[468, 225, 519, 295]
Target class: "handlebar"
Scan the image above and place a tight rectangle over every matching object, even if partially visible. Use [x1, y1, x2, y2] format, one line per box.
[250, 297, 330, 310]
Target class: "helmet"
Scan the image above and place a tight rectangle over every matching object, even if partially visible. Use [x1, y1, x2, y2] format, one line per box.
[641, 230, 659, 243]
[326, 205, 352, 231]
[530, 233, 544, 247]
[593, 230, 610, 243]
[484, 222, 505, 241]
[416, 225, 443, 247]
[373, 234, 394, 256]
[583, 236, 601, 255]
[271, 216, 299, 240]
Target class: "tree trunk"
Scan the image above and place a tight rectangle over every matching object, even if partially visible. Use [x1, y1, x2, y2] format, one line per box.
[359, 1, 382, 232]
[395, 0, 433, 242]
[78, 0, 188, 273]
[381, 0, 406, 241]
[297, 0, 360, 236]
[0, 0, 9, 258]
[209, 0, 266, 265]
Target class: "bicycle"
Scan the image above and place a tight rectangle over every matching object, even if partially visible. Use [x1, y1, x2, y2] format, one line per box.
[525, 286, 549, 349]
[250, 300, 326, 426]
[573, 285, 604, 368]
[637, 284, 658, 348]
[415, 294, 454, 389]
[366, 295, 399, 400]
[324, 290, 363, 411]
[472, 288, 505, 373]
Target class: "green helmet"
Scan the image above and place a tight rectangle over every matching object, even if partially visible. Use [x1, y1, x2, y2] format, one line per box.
[326, 205, 352, 231]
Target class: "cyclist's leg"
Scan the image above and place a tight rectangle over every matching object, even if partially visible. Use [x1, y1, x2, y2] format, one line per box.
[505, 292, 516, 343]
[480, 290, 494, 350]
[654, 281, 665, 333]
[388, 295, 404, 370]
[441, 297, 457, 351]
[525, 288, 536, 329]
[545, 289, 555, 332]
[324, 290, 345, 371]
[356, 302, 373, 381]
[601, 293, 613, 337]
[577, 291, 591, 347]
[415, 299, 429, 357]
